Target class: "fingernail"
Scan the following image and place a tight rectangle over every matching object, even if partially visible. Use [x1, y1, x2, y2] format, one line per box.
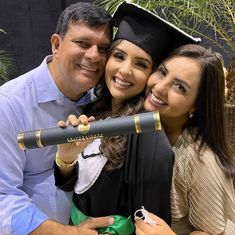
[108, 217, 115, 224]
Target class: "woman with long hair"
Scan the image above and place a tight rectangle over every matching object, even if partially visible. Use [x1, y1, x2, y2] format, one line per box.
[135, 44, 235, 235]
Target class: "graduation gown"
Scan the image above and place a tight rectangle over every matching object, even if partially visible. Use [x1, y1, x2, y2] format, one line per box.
[55, 130, 174, 227]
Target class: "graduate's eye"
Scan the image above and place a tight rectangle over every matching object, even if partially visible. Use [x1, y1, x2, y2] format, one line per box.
[112, 52, 125, 61]
[135, 61, 149, 69]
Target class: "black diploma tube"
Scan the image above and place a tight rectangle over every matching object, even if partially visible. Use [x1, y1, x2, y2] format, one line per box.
[17, 111, 161, 150]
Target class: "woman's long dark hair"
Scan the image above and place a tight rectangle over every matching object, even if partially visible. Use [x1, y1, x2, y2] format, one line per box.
[167, 44, 235, 180]
[84, 39, 146, 171]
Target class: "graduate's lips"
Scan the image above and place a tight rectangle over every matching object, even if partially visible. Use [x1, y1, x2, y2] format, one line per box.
[112, 76, 132, 88]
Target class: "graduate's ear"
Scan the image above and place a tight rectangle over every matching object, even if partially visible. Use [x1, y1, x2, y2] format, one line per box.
[51, 33, 61, 57]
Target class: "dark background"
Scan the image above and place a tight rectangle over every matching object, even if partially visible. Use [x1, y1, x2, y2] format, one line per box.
[0, 0, 232, 81]
[0, 0, 89, 80]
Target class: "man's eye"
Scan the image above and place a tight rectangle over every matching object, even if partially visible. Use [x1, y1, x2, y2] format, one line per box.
[76, 41, 89, 48]
[99, 46, 109, 55]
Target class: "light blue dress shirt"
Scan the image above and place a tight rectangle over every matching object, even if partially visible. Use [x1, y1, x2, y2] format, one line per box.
[0, 56, 96, 234]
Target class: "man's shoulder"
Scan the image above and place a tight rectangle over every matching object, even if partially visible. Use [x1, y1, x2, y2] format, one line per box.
[0, 57, 49, 99]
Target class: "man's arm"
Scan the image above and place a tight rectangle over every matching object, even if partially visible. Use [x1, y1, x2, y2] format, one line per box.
[0, 96, 48, 234]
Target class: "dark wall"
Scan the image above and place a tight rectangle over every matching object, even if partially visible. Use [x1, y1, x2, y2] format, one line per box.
[0, 0, 88, 80]
[0, 0, 232, 81]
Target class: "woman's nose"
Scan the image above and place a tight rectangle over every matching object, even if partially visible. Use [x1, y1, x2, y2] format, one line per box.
[119, 62, 133, 76]
[153, 79, 169, 97]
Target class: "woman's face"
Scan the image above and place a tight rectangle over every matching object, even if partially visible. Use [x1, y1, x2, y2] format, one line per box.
[144, 56, 201, 123]
[105, 40, 153, 106]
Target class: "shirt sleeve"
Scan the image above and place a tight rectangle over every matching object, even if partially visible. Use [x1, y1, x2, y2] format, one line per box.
[0, 95, 48, 235]
[172, 145, 235, 235]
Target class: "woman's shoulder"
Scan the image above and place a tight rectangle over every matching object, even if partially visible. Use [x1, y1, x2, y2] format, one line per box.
[173, 129, 216, 165]
[175, 129, 234, 192]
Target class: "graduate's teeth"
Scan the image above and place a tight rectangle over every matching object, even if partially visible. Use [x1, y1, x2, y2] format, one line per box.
[115, 78, 131, 86]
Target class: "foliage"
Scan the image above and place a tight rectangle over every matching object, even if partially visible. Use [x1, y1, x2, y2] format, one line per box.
[0, 28, 15, 82]
[94, 0, 235, 56]
[0, 50, 15, 81]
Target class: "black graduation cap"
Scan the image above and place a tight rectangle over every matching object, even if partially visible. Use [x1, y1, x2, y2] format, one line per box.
[111, 2, 201, 65]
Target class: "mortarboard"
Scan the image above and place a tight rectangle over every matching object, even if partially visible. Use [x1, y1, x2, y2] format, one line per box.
[111, 1, 201, 64]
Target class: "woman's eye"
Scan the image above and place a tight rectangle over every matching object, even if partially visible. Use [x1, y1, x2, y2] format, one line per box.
[157, 66, 167, 76]
[155, 65, 167, 77]
[112, 52, 124, 60]
[135, 61, 148, 69]
[174, 83, 187, 93]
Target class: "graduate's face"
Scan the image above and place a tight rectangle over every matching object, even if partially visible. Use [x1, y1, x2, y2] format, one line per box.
[105, 40, 153, 107]
[144, 56, 201, 122]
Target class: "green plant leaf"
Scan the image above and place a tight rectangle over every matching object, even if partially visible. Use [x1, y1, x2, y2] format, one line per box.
[0, 50, 15, 81]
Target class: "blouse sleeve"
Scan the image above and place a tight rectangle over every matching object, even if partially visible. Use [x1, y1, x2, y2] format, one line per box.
[172, 145, 235, 235]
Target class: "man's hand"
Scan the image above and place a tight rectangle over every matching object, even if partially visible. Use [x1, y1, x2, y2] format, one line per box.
[73, 216, 114, 234]
[30, 217, 114, 235]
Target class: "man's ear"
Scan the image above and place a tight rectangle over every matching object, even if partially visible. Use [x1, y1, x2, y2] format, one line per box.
[51, 34, 61, 56]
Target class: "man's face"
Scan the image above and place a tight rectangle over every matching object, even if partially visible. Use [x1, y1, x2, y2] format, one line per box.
[51, 22, 111, 101]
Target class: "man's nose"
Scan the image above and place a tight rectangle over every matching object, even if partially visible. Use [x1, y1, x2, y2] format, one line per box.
[85, 45, 101, 62]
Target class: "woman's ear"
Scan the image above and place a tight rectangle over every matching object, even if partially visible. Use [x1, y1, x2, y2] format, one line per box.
[188, 105, 197, 118]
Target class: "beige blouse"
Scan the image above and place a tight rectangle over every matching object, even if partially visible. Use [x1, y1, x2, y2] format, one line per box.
[171, 130, 235, 235]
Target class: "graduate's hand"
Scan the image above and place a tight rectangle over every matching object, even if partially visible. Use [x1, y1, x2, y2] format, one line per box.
[57, 114, 95, 163]
[135, 212, 176, 235]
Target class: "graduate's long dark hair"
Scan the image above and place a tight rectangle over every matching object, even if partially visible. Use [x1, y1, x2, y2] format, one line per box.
[166, 44, 235, 180]
[84, 39, 146, 171]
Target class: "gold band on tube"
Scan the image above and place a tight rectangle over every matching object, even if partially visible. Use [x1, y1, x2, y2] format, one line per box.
[35, 130, 44, 148]
[134, 114, 142, 133]
[154, 112, 161, 130]
[17, 133, 26, 150]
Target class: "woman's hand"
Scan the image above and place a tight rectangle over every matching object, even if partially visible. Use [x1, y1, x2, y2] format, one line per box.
[135, 212, 211, 235]
[135, 212, 176, 235]
[57, 114, 95, 163]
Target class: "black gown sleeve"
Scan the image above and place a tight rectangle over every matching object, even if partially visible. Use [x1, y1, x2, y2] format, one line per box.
[125, 130, 174, 225]
[54, 161, 78, 192]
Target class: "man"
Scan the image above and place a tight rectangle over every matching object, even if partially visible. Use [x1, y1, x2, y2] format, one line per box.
[0, 2, 113, 234]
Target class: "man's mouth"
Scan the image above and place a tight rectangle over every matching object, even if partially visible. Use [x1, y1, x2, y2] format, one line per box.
[78, 64, 98, 72]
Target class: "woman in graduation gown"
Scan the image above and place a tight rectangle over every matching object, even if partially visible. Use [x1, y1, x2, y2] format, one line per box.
[54, 2, 198, 234]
